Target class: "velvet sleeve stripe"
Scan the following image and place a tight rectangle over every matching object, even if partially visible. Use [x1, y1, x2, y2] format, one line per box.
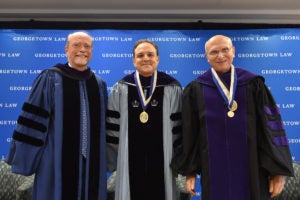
[272, 136, 289, 146]
[106, 135, 119, 144]
[173, 137, 182, 149]
[264, 105, 280, 116]
[17, 116, 47, 133]
[170, 112, 181, 121]
[106, 122, 120, 131]
[12, 130, 44, 146]
[22, 102, 50, 118]
[172, 125, 182, 135]
[106, 110, 120, 118]
[267, 121, 285, 131]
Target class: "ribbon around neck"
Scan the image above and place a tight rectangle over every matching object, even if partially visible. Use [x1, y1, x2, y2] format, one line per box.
[211, 65, 237, 109]
[134, 70, 157, 110]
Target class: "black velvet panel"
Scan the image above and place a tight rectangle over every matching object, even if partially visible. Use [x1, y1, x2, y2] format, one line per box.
[86, 75, 101, 199]
[61, 76, 80, 200]
[128, 85, 165, 200]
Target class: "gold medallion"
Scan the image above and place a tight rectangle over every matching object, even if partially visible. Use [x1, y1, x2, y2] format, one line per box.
[139, 111, 149, 123]
[230, 100, 238, 111]
[227, 110, 235, 118]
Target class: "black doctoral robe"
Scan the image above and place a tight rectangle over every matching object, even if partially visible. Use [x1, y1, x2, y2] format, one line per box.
[171, 67, 294, 200]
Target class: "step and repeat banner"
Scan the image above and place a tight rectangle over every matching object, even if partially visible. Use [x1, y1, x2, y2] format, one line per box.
[1, 28, 300, 199]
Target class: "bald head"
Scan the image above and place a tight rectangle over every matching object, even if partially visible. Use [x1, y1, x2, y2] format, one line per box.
[66, 31, 93, 47]
[204, 35, 235, 73]
[205, 35, 233, 53]
[65, 31, 93, 71]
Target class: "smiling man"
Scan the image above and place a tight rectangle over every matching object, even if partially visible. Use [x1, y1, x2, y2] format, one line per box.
[106, 39, 183, 200]
[171, 35, 294, 200]
[6, 31, 108, 200]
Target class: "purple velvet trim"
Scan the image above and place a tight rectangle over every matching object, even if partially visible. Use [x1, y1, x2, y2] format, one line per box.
[272, 136, 288, 146]
[197, 67, 258, 87]
[203, 84, 250, 200]
[267, 121, 284, 131]
[264, 105, 280, 116]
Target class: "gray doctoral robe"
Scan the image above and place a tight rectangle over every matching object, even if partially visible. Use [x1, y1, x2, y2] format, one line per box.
[106, 71, 182, 200]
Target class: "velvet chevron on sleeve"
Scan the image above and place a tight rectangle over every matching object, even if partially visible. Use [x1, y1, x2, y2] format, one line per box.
[171, 67, 294, 200]
[6, 63, 108, 200]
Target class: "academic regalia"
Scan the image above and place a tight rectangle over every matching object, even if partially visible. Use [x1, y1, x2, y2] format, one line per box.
[171, 67, 294, 200]
[106, 71, 182, 200]
[6, 63, 108, 200]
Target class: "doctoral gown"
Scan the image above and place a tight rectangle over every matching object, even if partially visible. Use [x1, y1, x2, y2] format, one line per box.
[171, 67, 294, 200]
[106, 71, 182, 200]
[6, 63, 107, 200]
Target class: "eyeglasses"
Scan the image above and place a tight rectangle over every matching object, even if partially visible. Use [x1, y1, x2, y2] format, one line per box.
[70, 43, 92, 50]
[207, 47, 232, 57]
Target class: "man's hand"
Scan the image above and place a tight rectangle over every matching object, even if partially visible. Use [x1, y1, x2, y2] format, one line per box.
[186, 173, 197, 196]
[269, 175, 286, 198]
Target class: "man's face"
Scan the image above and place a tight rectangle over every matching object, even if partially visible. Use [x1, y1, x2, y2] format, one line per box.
[205, 36, 235, 73]
[133, 42, 159, 77]
[65, 34, 92, 71]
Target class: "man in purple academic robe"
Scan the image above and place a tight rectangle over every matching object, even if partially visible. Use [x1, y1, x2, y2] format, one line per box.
[171, 35, 294, 200]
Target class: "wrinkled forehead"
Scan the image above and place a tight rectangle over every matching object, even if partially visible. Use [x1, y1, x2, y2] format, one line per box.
[68, 33, 92, 43]
[205, 37, 232, 52]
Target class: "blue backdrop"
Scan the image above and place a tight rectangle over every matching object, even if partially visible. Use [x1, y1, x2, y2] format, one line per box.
[1, 28, 299, 199]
